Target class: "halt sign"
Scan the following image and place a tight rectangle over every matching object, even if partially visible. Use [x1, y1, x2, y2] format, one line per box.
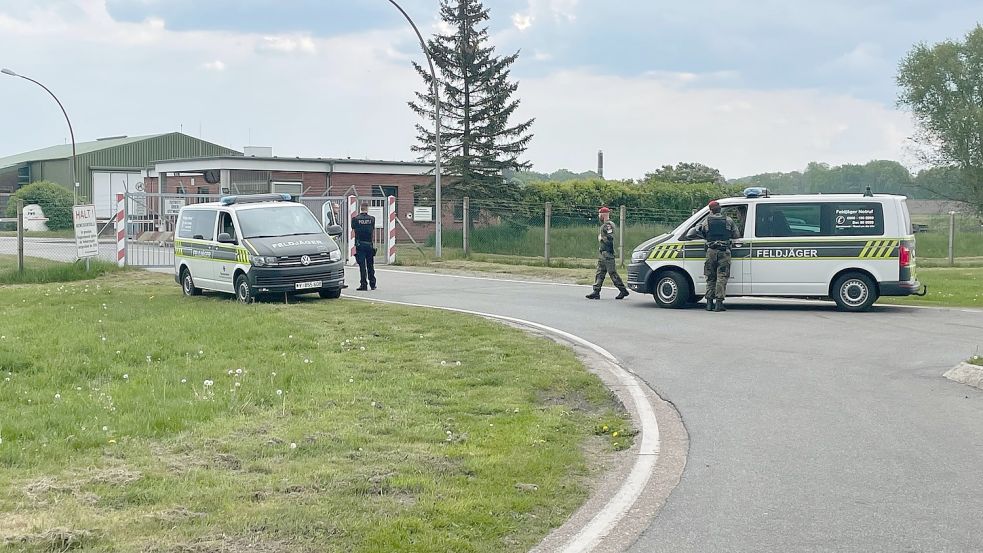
[72, 204, 99, 259]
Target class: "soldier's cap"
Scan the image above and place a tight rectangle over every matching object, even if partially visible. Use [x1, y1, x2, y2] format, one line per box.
[708, 200, 720, 210]
[598, 206, 610, 214]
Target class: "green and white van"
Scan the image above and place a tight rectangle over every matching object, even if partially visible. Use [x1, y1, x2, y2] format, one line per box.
[627, 189, 926, 311]
[174, 194, 345, 303]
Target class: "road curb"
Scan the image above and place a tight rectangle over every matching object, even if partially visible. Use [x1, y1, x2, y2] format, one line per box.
[347, 295, 688, 552]
[944, 362, 983, 391]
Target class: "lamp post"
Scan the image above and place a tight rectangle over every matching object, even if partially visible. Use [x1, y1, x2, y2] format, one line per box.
[386, 0, 443, 258]
[2, 68, 79, 205]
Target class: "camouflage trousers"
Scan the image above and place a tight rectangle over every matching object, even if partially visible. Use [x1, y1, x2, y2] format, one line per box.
[704, 248, 732, 300]
[593, 255, 626, 293]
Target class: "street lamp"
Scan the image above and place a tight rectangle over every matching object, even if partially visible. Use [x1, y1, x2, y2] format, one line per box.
[2, 68, 79, 205]
[386, 0, 443, 258]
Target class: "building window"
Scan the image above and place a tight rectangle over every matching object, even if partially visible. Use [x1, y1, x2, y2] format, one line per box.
[373, 185, 398, 198]
[272, 181, 303, 197]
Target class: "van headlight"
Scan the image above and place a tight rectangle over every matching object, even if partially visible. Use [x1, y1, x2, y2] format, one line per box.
[251, 255, 276, 267]
[631, 250, 649, 263]
[329, 250, 341, 262]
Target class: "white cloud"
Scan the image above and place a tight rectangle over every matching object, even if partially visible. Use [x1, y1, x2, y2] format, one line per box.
[0, 0, 916, 181]
[256, 35, 317, 55]
[533, 50, 553, 62]
[515, 69, 914, 178]
[512, 13, 534, 31]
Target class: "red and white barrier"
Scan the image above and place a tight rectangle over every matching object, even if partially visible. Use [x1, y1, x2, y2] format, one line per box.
[387, 195, 397, 263]
[115, 193, 126, 267]
[346, 195, 357, 265]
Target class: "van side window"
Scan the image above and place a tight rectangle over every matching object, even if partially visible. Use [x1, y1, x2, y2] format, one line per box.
[218, 212, 237, 242]
[829, 203, 884, 236]
[755, 202, 884, 237]
[177, 210, 218, 240]
[685, 205, 747, 239]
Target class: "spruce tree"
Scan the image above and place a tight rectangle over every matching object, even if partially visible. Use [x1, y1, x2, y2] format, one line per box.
[408, 0, 534, 202]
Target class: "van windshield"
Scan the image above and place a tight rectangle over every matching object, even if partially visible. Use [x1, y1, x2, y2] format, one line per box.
[238, 205, 325, 239]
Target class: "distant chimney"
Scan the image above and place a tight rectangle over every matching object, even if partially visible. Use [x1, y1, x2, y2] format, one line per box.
[597, 150, 604, 179]
[243, 146, 273, 157]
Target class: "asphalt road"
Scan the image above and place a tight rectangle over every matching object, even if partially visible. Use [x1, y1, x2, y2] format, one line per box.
[350, 267, 983, 553]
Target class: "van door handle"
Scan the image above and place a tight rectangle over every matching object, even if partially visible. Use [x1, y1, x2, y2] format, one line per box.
[734, 242, 744, 248]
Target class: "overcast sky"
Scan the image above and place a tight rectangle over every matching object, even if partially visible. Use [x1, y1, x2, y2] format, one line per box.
[0, 0, 978, 179]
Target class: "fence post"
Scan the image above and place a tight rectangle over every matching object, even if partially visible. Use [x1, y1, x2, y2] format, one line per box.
[619, 205, 626, 268]
[544, 202, 552, 266]
[463, 197, 470, 257]
[16, 199, 24, 273]
[948, 210, 956, 266]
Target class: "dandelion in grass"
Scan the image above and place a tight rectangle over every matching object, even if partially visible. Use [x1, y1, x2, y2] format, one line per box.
[228, 369, 234, 376]
[181, 378, 187, 384]
[235, 368, 243, 375]
[234, 382, 241, 388]
[204, 380, 214, 387]
[198, 350, 203, 355]
[440, 361, 446, 366]
[102, 426, 108, 432]
[54, 393, 61, 400]
[290, 442, 297, 449]
[122, 374, 128, 380]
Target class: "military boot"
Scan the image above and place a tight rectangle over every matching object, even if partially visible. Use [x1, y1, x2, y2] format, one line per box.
[585, 291, 601, 300]
[706, 298, 715, 311]
[615, 289, 629, 300]
[714, 299, 727, 312]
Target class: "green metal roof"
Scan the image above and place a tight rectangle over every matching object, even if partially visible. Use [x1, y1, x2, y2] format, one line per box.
[0, 134, 166, 168]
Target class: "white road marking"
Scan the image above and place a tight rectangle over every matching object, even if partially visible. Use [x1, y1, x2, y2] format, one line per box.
[348, 295, 661, 552]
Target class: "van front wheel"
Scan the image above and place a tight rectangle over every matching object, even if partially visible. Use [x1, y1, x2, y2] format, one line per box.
[235, 274, 254, 304]
[653, 271, 691, 309]
[319, 288, 342, 299]
[832, 273, 877, 312]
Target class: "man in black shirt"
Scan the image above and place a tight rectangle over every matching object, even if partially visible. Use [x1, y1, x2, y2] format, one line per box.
[351, 202, 377, 291]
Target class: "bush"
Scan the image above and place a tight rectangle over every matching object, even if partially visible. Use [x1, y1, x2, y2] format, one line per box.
[3, 181, 74, 230]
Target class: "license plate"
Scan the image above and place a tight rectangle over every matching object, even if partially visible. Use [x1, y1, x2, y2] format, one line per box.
[295, 281, 322, 290]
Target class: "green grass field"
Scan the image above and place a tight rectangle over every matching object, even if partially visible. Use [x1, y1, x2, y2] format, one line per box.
[876, 266, 983, 308]
[0, 255, 128, 285]
[0, 272, 632, 552]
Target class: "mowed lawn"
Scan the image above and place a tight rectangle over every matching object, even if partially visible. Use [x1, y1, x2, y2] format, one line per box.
[0, 272, 632, 552]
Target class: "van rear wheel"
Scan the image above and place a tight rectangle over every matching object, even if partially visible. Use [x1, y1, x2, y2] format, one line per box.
[181, 268, 201, 297]
[653, 270, 691, 309]
[832, 273, 877, 312]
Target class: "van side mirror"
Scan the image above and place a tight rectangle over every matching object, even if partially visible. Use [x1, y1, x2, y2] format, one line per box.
[325, 224, 343, 238]
[217, 232, 236, 244]
[685, 227, 700, 240]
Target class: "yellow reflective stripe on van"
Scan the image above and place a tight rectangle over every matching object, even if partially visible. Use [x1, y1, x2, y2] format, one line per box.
[236, 248, 249, 264]
[859, 239, 899, 258]
[648, 244, 683, 260]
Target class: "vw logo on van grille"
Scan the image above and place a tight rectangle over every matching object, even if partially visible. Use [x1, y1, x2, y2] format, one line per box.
[300, 255, 311, 266]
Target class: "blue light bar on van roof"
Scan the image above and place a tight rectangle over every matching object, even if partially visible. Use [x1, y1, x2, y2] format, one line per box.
[743, 187, 770, 198]
[219, 193, 294, 206]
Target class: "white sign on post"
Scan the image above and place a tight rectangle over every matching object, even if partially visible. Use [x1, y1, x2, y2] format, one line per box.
[368, 206, 385, 229]
[164, 198, 185, 216]
[413, 206, 433, 222]
[72, 204, 100, 259]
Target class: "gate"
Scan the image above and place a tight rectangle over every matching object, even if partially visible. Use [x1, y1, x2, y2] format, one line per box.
[122, 193, 395, 268]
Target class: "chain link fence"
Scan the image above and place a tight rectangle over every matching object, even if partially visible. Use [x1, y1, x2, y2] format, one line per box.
[427, 198, 693, 266]
[910, 211, 983, 263]
[425, 198, 983, 267]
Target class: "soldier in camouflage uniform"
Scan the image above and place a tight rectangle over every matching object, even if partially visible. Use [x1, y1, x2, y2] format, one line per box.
[695, 200, 740, 311]
[586, 206, 630, 300]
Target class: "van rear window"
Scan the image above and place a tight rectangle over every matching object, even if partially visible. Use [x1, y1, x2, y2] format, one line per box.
[755, 202, 883, 237]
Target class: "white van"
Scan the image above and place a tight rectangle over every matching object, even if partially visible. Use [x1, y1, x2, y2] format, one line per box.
[174, 194, 345, 303]
[627, 190, 926, 311]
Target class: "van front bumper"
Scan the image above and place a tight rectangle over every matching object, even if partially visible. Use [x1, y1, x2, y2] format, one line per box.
[248, 261, 345, 293]
[880, 280, 927, 297]
[627, 262, 652, 293]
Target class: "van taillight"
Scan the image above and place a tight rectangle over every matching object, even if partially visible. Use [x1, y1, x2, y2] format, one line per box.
[899, 244, 911, 267]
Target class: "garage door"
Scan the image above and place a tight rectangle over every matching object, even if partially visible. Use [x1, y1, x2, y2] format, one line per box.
[92, 171, 144, 218]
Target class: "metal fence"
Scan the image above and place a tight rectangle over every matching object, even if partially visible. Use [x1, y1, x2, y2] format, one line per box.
[429, 198, 694, 266]
[427, 198, 983, 267]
